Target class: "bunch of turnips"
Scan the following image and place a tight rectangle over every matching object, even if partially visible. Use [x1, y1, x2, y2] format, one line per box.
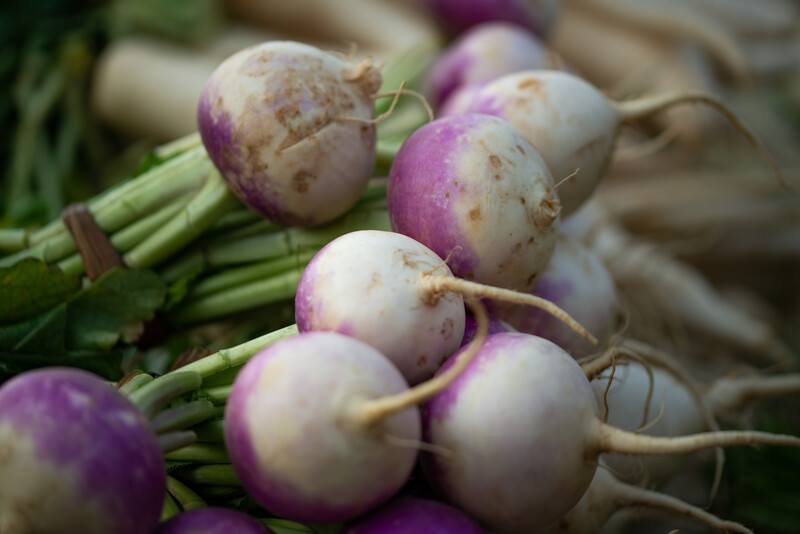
[0, 4, 797, 532]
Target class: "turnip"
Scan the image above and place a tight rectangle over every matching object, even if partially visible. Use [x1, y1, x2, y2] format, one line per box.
[225, 301, 490, 523]
[198, 41, 381, 226]
[548, 467, 751, 533]
[423, 0, 560, 38]
[595, 358, 800, 484]
[388, 113, 561, 291]
[0, 368, 166, 534]
[423, 332, 800, 532]
[427, 23, 552, 109]
[157, 507, 272, 533]
[296, 230, 594, 384]
[492, 234, 618, 358]
[345, 497, 484, 533]
[443, 70, 781, 215]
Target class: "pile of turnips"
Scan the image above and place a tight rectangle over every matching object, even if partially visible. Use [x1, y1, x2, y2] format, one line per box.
[0, 13, 797, 533]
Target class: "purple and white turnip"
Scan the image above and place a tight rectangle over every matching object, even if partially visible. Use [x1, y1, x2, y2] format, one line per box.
[199, 41, 381, 226]
[296, 230, 593, 384]
[157, 507, 272, 533]
[0, 368, 166, 534]
[389, 113, 561, 291]
[443, 70, 779, 215]
[423, 332, 800, 532]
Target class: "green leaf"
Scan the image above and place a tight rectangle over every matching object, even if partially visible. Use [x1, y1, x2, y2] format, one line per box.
[0, 258, 80, 323]
[163, 264, 203, 310]
[0, 304, 66, 352]
[66, 267, 166, 351]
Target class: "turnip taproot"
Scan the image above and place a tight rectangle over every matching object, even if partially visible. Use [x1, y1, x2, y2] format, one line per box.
[444, 70, 781, 215]
[199, 41, 380, 226]
[345, 497, 484, 533]
[548, 467, 751, 533]
[225, 302, 489, 523]
[0, 368, 166, 534]
[428, 23, 552, 109]
[389, 114, 561, 291]
[157, 507, 272, 533]
[423, 332, 800, 532]
[296, 230, 594, 384]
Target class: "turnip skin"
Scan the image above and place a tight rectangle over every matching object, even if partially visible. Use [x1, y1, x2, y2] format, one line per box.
[492, 236, 618, 357]
[0, 368, 166, 534]
[388, 113, 560, 291]
[442, 70, 617, 216]
[224, 332, 420, 523]
[198, 41, 379, 226]
[296, 230, 465, 385]
[460, 313, 515, 347]
[157, 507, 272, 533]
[423, 333, 597, 532]
[428, 23, 551, 109]
[345, 497, 485, 534]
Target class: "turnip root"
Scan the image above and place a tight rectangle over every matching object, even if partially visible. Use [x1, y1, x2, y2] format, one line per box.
[225, 302, 490, 522]
[423, 332, 800, 532]
[0, 368, 166, 534]
[427, 22, 552, 109]
[443, 70, 778, 215]
[345, 497, 484, 533]
[157, 507, 272, 533]
[548, 467, 752, 533]
[422, 0, 560, 38]
[199, 41, 380, 226]
[389, 113, 561, 290]
[492, 235, 618, 358]
[565, 203, 792, 364]
[296, 230, 593, 384]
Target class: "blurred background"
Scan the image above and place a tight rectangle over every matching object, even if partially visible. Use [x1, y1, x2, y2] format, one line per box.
[1, 0, 798, 531]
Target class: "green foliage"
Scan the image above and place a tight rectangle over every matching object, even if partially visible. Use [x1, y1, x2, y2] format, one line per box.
[0, 260, 165, 379]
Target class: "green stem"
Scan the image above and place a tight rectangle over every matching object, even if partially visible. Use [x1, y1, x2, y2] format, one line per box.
[377, 138, 403, 168]
[128, 371, 202, 419]
[118, 373, 154, 396]
[167, 476, 207, 511]
[26, 146, 210, 249]
[151, 400, 217, 434]
[33, 131, 62, 220]
[161, 492, 180, 521]
[170, 324, 297, 379]
[208, 209, 261, 234]
[155, 132, 202, 160]
[0, 229, 30, 252]
[166, 444, 229, 464]
[194, 419, 225, 443]
[179, 464, 240, 486]
[7, 64, 66, 214]
[173, 268, 302, 324]
[57, 198, 189, 276]
[190, 251, 317, 299]
[203, 208, 389, 268]
[159, 431, 197, 453]
[124, 171, 238, 268]
[198, 386, 232, 405]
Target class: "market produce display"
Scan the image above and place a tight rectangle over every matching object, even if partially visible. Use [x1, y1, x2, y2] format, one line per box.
[1, 0, 799, 532]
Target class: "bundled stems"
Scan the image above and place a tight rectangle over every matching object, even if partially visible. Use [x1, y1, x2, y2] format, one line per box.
[354, 299, 489, 426]
[125, 170, 238, 269]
